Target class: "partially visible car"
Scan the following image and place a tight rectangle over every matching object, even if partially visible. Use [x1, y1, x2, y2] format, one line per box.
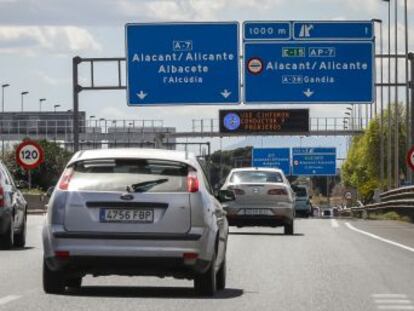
[0, 160, 28, 249]
[292, 185, 312, 217]
[221, 167, 295, 235]
[42, 148, 230, 296]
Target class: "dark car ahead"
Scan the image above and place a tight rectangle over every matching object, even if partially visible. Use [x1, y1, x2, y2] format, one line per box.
[0, 160, 28, 249]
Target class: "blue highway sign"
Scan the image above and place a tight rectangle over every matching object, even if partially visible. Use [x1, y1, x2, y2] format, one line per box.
[252, 148, 290, 176]
[243, 21, 375, 104]
[292, 148, 336, 176]
[126, 22, 240, 105]
[293, 21, 373, 40]
[244, 22, 291, 41]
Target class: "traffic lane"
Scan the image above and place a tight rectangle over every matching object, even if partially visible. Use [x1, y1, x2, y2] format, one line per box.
[337, 219, 414, 299]
[2, 218, 390, 311]
[344, 219, 414, 249]
[0, 215, 44, 297]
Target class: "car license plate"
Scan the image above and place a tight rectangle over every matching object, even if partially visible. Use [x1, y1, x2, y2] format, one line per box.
[100, 208, 154, 223]
[242, 209, 271, 216]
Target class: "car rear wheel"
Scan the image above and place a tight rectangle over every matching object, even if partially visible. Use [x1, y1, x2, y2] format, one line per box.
[284, 222, 294, 235]
[194, 253, 217, 296]
[43, 261, 65, 294]
[216, 257, 226, 291]
[14, 213, 27, 248]
[0, 218, 14, 250]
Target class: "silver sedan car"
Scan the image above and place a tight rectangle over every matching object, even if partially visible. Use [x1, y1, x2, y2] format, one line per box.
[43, 148, 230, 296]
[221, 167, 295, 235]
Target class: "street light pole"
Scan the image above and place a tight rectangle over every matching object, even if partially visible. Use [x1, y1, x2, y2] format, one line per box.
[374, 19, 385, 187]
[383, 0, 392, 190]
[39, 98, 46, 112]
[20, 91, 29, 112]
[404, 0, 411, 183]
[1, 83, 10, 159]
[54, 104, 61, 113]
[394, 0, 399, 188]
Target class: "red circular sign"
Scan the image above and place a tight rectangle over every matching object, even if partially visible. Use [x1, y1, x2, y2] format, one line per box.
[247, 57, 264, 75]
[407, 146, 414, 171]
[16, 141, 45, 170]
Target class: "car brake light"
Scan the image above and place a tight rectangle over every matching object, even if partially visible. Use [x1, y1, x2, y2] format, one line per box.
[0, 185, 4, 207]
[187, 171, 199, 193]
[183, 252, 198, 260]
[54, 251, 70, 259]
[233, 188, 245, 195]
[268, 188, 288, 195]
[58, 167, 74, 190]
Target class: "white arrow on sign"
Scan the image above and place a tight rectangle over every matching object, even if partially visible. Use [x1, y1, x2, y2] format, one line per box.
[137, 90, 148, 100]
[303, 88, 314, 98]
[221, 89, 231, 99]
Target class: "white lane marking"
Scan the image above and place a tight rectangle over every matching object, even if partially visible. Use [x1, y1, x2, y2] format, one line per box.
[377, 306, 414, 310]
[331, 219, 339, 228]
[373, 295, 409, 298]
[376, 300, 412, 304]
[345, 222, 414, 253]
[0, 295, 21, 306]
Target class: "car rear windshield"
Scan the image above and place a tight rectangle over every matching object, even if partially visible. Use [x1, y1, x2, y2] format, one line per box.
[230, 171, 283, 183]
[68, 159, 190, 192]
[292, 186, 308, 197]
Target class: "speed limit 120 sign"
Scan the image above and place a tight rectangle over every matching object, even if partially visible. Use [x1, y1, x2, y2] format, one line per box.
[16, 141, 45, 170]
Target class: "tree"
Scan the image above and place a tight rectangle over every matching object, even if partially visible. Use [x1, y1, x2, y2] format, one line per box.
[341, 103, 407, 202]
[3, 139, 73, 190]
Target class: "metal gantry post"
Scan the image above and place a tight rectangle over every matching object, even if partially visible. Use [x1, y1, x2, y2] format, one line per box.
[404, 0, 411, 183]
[387, 1, 392, 189]
[73, 56, 81, 152]
[410, 53, 414, 168]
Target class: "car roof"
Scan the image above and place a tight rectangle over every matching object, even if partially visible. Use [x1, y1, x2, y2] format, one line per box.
[229, 167, 284, 174]
[68, 148, 199, 167]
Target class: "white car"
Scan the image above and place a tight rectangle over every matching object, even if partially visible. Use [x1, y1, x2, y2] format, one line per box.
[43, 148, 230, 296]
[221, 167, 295, 235]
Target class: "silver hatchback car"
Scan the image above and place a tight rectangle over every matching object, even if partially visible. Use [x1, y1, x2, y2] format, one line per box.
[221, 167, 295, 235]
[42, 149, 230, 296]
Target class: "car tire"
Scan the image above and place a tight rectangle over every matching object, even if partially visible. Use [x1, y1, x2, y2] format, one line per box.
[216, 257, 226, 291]
[0, 217, 14, 250]
[284, 222, 294, 235]
[14, 212, 27, 248]
[43, 260, 65, 294]
[65, 277, 82, 290]
[194, 253, 217, 296]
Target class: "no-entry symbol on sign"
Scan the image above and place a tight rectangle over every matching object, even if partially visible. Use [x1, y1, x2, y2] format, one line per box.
[407, 146, 414, 171]
[247, 57, 264, 75]
[16, 140, 45, 170]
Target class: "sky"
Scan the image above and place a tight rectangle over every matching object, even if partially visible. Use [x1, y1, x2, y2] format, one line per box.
[0, 0, 413, 155]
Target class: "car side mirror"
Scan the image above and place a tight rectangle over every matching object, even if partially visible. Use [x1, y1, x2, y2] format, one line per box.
[217, 189, 236, 203]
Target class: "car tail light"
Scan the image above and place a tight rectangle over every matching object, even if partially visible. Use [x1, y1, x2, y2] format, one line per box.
[58, 167, 74, 190]
[0, 185, 4, 207]
[183, 252, 198, 260]
[187, 171, 199, 193]
[268, 188, 288, 195]
[54, 251, 70, 259]
[233, 188, 245, 195]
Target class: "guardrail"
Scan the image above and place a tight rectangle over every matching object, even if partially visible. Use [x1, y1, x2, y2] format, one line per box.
[351, 186, 414, 221]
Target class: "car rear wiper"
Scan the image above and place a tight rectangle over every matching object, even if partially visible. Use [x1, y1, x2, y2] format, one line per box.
[127, 178, 169, 193]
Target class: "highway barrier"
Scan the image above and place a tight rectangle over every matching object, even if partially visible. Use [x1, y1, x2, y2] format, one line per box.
[351, 186, 414, 222]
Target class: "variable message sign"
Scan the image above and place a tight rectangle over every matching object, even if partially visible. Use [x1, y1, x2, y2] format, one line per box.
[219, 109, 309, 134]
